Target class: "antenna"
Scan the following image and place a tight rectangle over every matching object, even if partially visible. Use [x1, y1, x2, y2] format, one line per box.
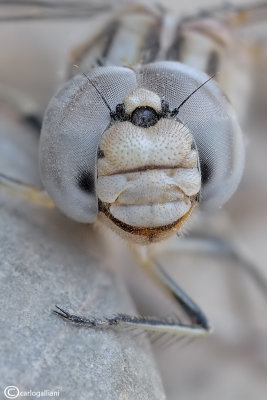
[73, 64, 112, 113]
[171, 74, 215, 117]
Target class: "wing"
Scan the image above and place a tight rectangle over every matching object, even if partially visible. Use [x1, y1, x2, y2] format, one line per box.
[0, 0, 117, 21]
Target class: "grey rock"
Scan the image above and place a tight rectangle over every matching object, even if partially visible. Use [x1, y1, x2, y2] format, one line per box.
[0, 111, 166, 400]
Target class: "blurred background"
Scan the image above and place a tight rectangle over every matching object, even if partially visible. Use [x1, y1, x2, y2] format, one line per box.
[0, 1, 267, 399]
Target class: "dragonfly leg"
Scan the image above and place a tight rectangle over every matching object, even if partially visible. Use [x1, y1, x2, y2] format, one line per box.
[0, 172, 54, 208]
[54, 254, 211, 337]
[161, 234, 267, 304]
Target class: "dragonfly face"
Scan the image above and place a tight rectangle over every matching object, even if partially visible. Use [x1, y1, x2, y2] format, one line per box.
[97, 88, 200, 243]
[39, 61, 244, 243]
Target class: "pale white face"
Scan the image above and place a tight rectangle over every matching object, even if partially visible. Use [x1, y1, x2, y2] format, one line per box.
[97, 88, 201, 243]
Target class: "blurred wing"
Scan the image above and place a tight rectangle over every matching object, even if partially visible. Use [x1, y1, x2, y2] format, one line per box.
[0, 0, 117, 21]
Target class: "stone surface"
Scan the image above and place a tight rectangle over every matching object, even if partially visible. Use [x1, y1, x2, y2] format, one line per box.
[0, 111, 166, 400]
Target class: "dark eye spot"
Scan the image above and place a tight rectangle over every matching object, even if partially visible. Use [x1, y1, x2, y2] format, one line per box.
[97, 149, 105, 159]
[77, 170, 94, 193]
[201, 162, 212, 185]
[131, 107, 159, 128]
[24, 114, 42, 133]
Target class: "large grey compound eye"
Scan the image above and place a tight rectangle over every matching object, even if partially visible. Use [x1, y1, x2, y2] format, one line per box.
[39, 66, 137, 222]
[136, 62, 245, 209]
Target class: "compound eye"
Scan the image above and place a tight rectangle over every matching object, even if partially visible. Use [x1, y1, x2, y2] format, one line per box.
[39, 66, 137, 223]
[131, 107, 159, 128]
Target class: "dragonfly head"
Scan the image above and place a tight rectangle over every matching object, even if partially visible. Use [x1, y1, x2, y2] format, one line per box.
[39, 63, 244, 245]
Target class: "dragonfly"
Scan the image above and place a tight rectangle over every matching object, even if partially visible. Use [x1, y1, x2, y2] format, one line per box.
[1, 0, 267, 349]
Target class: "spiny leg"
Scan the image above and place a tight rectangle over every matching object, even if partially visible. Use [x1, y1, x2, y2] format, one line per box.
[0, 172, 55, 208]
[168, 234, 267, 304]
[53, 254, 211, 338]
[155, 233, 267, 338]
